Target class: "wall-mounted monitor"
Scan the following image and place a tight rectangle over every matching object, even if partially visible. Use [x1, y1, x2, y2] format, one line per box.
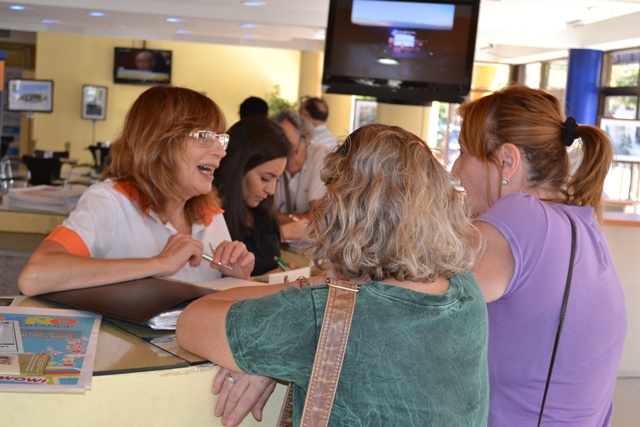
[7, 79, 54, 113]
[322, 0, 481, 105]
[113, 47, 172, 85]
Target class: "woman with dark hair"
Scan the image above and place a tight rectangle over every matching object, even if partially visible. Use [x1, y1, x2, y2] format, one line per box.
[214, 116, 291, 275]
[19, 85, 254, 296]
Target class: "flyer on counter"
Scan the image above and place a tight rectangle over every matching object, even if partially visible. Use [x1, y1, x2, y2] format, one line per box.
[0, 307, 101, 392]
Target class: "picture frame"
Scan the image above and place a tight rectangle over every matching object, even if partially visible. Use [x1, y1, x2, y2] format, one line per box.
[352, 99, 377, 131]
[600, 118, 640, 161]
[7, 79, 54, 113]
[81, 84, 108, 120]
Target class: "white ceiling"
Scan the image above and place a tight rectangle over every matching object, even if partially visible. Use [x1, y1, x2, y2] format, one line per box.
[1, 0, 640, 64]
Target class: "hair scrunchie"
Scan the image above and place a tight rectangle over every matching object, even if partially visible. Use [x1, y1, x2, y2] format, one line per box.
[561, 116, 579, 147]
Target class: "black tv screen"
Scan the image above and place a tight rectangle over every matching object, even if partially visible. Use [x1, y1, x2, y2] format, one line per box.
[322, 0, 480, 105]
[113, 47, 172, 85]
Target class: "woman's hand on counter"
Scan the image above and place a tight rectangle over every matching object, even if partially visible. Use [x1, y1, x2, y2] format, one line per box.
[212, 368, 276, 427]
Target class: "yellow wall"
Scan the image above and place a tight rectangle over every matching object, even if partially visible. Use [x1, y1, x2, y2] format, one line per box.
[29, 33, 497, 162]
[32, 32, 302, 164]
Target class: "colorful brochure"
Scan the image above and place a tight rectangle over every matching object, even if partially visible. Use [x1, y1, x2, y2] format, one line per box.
[0, 307, 101, 392]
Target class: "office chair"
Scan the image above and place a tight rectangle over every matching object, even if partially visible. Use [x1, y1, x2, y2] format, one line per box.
[21, 155, 63, 186]
[87, 145, 111, 173]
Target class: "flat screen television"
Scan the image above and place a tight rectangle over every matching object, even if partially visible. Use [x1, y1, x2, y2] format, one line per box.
[113, 47, 172, 85]
[322, 0, 481, 105]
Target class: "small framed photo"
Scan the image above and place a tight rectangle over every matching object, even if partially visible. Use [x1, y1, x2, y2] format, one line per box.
[7, 79, 54, 113]
[81, 84, 108, 120]
[352, 99, 377, 131]
[601, 118, 640, 160]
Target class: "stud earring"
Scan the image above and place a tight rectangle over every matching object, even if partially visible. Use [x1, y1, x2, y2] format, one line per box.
[501, 178, 509, 185]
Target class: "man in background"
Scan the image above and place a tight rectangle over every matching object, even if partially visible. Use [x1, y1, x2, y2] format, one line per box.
[239, 96, 269, 119]
[271, 109, 330, 241]
[299, 96, 338, 148]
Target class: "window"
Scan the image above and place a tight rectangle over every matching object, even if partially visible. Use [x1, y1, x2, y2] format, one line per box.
[600, 48, 640, 205]
[601, 49, 640, 122]
[515, 59, 568, 104]
[438, 62, 512, 168]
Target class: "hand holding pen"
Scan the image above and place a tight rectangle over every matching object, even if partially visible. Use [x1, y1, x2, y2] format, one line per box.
[204, 241, 255, 280]
[202, 244, 233, 271]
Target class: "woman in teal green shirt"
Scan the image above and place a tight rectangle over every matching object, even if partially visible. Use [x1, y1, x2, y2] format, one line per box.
[177, 124, 489, 426]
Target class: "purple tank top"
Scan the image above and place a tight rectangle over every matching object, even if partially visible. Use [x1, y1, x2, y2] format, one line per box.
[478, 193, 626, 426]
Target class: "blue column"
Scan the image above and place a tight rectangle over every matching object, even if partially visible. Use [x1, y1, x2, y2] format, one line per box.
[565, 49, 603, 125]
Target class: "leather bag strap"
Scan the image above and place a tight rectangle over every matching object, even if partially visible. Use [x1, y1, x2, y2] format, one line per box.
[537, 214, 576, 426]
[300, 278, 359, 427]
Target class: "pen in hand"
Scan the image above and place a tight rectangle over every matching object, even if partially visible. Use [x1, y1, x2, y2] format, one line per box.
[203, 244, 233, 270]
[274, 256, 290, 271]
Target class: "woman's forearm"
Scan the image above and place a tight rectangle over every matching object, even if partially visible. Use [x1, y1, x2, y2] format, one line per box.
[18, 249, 165, 296]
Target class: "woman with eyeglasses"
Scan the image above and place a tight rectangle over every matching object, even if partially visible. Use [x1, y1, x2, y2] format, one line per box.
[213, 116, 292, 276]
[19, 85, 255, 296]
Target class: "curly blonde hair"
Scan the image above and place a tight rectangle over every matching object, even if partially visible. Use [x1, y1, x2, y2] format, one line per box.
[304, 124, 480, 283]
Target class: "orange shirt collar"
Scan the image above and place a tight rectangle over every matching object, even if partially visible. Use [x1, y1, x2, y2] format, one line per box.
[113, 180, 222, 225]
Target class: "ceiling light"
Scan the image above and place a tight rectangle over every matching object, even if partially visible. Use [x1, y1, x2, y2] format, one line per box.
[176, 30, 189, 34]
[241, 23, 256, 28]
[166, 18, 182, 23]
[42, 19, 56, 24]
[88, 12, 104, 17]
[242, 2, 265, 7]
[243, 34, 256, 39]
[9, 5, 26, 10]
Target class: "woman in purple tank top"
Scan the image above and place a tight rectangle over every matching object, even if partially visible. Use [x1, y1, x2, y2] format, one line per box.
[451, 84, 627, 426]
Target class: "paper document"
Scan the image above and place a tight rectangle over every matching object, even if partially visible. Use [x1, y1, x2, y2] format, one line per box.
[194, 276, 257, 291]
[145, 278, 257, 330]
[8, 185, 84, 214]
[0, 320, 24, 353]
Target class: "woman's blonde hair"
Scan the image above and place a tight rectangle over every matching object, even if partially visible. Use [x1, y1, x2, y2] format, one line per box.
[458, 84, 613, 220]
[103, 85, 226, 224]
[304, 124, 480, 283]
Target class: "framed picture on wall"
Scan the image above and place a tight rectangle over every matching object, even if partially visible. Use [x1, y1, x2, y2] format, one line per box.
[7, 79, 54, 113]
[81, 84, 108, 120]
[600, 118, 640, 160]
[352, 99, 377, 132]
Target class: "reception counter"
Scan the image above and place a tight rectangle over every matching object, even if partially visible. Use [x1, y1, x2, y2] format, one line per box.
[1, 200, 638, 379]
[0, 198, 67, 252]
[2, 297, 287, 427]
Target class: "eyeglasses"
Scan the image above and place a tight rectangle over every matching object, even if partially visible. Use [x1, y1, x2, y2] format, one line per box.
[188, 130, 230, 150]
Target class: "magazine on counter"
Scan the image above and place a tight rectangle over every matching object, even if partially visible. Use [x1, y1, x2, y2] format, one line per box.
[0, 306, 101, 392]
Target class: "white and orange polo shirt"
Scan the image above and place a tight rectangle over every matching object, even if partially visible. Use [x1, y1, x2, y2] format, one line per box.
[46, 179, 228, 283]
